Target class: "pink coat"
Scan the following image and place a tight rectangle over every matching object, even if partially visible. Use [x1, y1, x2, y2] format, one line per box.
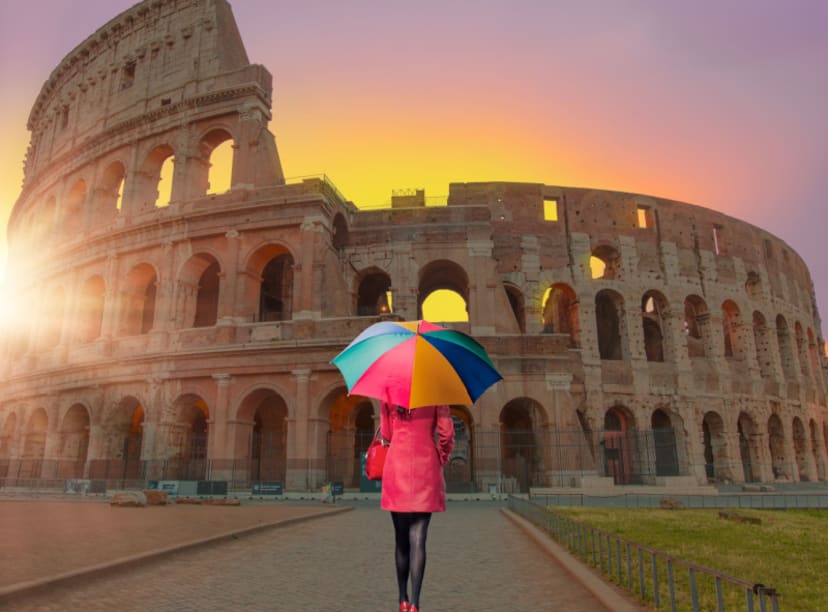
[380, 403, 455, 513]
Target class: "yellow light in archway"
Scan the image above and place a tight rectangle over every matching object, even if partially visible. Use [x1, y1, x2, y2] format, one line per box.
[422, 289, 468, 323]
[207, 141, 233, 195]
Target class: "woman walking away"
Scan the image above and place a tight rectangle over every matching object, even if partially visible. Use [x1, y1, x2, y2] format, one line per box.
[380, 401, 455, 612]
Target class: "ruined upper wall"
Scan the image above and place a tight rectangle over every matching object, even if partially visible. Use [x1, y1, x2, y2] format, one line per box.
[20, 0, 271, 196]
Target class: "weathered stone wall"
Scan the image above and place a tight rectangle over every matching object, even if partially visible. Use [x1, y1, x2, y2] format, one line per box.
[1, 0, 826, 492]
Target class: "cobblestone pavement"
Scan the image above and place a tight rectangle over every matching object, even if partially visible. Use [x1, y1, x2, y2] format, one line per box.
[6, 501, 617, 612]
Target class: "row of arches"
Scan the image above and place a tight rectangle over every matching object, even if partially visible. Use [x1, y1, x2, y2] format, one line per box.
[14, 130, 235, 250]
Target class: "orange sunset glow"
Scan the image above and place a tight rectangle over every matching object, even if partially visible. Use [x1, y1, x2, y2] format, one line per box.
[1, 1, 827, 331]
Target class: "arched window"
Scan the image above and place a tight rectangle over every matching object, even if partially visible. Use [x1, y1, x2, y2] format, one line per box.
[121, 264, 158, 336]
[97, 161, 126, 215]
[138, 145, 175, 209]
[776, 315, 796, 378]
[206, 139, 234, 195]
[356, 270, 392, 316]
[590, 244, 621, 280]
[541, 283, 578, 347]
[194, 261, 220, 327]
[642, 291, 669, 362]
[752, 311, 773, 378]
[595, 289, 624, 360]
[259, 254, 294, 322]
[77, 276, 106, 342]
[418, 260, 469, 323]
[503, 283, 525, 334]
[721, 300, 743, 358]
[63, 179, 87, 235]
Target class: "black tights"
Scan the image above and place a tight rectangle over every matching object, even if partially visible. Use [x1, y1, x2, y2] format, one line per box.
[391, 511, 432, 608]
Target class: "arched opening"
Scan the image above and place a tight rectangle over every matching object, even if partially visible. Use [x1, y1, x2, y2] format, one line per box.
[250, 392, 288, 484]
[752, 312, 773, 378]
[418, 260, 470, 323]
[500, 399, 544, 492]
[737, 412, 759, 482]
[541, 283, 579, 347]
[59, 404, 90, 479]
[21, 408, 48, 480]
[590, 244, 621, 280]
[356, 269, 392, 316]
[651, 409, 678, 476]
[259, 254, 294, 322]
[603, 406, 635, 484]
[173, 395, 209, 480]
[793, 416, 809, 481]
[702, 411, 729, 483]
[120, 264, 157, 336]
[77, 275, 106, 343]
[776, 315, 797, 379]
[684, 295, 709, 358]
[595, 289, 624, 360]
[206, 138, 234, 195]
[0, 414, 17, 478]
[446, 406, 475, 492]
[768, 413, 786, 480]
[63, 179, 87, 236]
[332, 213, 349, 250]
[503, 283, 525, 334]
[97, 161, 126, 215]
[137, 145, 177, 208]
[642, 291, 669, 362]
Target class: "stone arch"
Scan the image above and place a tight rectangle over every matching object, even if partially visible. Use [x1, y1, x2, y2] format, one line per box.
[58, 403, 90, 478]
[178, 253, 222, 328]
[721, 300, 743, 358]
[737, 412, 760, 483]
[776, 315, 797, 378]
[243, 243, 295, 323]
[77, 275, 106, 343]
[684, 295, 710, 357]
[236, 388, 288, 484]
[768, 412, 787, 480]
[96, 160, 126, 216]
[120, 263, 158, 336]
[63, 178, 87, 236]
[792, 416, 809, 481]
[500, 398, 545, 492]
[752, 311, 774, 378]
[642, 290, 670, 362]
[332, 213, 349, 250]
[502, 282, 526, 334]
[138, 144, 175, 208]
[702, 411, 729, 483]
[541, 283, 579, 347]
[418, 259, 470, 322]
[603, 405, 636, 484]
[201, 128, 235, 195]
[357, 268, 392, 316]
[169, 394, 210, 480]
[446, 405, 475, 491]
[595, 289, 625, 360]
[651, 408, 679, 476]
[590, 243, 621, 280]
[0, 413, 18, 467]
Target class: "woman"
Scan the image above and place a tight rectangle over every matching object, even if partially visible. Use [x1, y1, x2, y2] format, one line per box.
[380, 401, 455, 612]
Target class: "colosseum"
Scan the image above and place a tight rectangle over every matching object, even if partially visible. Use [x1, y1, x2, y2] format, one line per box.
[1, 0, 826, 496]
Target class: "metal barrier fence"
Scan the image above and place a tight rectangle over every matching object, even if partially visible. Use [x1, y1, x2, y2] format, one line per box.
[508, 496, 780, 612]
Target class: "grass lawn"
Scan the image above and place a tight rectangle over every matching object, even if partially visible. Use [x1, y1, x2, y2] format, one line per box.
[554, 507, 828, 611]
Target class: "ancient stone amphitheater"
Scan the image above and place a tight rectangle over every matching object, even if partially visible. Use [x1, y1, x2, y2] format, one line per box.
[1, 0, 826, 495]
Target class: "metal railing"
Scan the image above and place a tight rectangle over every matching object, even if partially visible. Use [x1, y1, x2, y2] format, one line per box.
[508, 496, 780, 612]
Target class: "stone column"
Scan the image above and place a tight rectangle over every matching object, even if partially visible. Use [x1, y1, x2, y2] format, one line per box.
[209, 373, 232, 480]
[293, 218, 324, 320]
[285, 369, 311, 490]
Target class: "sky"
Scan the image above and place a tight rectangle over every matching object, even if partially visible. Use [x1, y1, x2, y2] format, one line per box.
[1, 0, 827, 332]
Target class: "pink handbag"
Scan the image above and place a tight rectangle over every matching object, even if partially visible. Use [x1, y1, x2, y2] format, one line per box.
[365, 430, 389, 480]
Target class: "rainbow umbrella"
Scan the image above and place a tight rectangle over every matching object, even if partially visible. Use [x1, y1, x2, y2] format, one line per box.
[331, 320, 502, 408]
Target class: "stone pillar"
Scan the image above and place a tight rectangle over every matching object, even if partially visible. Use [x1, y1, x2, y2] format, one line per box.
[218, 230, 241, 322]
[285, 369, 311, 490]
[293, 218, 324, 320]
[467, 237, 496, 336]
[99, 253, 121, 347]
[209, 373, 232, 480]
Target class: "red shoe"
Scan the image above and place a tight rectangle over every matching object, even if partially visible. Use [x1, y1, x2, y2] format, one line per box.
[409, 606, 419, 612]
[399, 602, 410, 612]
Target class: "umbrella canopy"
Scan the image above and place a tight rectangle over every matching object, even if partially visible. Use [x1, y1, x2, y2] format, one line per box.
[331, 320, 502, 409]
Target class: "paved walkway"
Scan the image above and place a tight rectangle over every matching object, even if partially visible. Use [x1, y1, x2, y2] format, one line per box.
[0, 497, 641, 611]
